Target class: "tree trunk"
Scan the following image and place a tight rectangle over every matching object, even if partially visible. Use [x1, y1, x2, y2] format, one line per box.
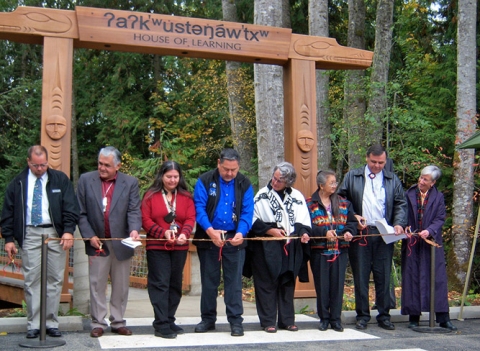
[451, 0, 477, 289]
[367, 0, 394, 144]
[343, 0, 367, 168]
[254, 0, 290, 187]
[71, 92, 78, 188]
[309, 0, 331, 171]
[223, 0, 256, 179]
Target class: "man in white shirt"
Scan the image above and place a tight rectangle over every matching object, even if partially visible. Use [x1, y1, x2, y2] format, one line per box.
[338, 144, 407, 331]
[1, 145, 79, 339]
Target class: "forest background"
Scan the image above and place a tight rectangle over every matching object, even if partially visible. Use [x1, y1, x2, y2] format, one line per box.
[0, 0, 479, 297]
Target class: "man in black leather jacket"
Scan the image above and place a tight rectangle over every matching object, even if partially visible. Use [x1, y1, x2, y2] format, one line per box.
[337, 144, 407, 331]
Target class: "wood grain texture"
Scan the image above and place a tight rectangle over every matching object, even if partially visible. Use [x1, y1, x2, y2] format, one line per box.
[75, 6, 292, 65]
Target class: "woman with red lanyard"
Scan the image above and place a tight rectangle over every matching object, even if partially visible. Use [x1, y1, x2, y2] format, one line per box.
[141, 160, 195, 338]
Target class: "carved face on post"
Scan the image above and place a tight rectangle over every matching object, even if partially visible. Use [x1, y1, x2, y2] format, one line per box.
[46, 114, 67, 140]
[296, 130, 315, 152]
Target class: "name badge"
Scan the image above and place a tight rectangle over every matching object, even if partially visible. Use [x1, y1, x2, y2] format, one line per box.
[52, 189, 61, 193]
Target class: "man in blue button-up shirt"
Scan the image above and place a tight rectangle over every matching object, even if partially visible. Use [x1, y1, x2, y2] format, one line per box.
[193, 148, 254, 337]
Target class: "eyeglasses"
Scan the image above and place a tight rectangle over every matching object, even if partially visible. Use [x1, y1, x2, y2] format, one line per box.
[329, 182, 338, 187]
[29, 162, 48, 169]
[272, 176, 286, 184]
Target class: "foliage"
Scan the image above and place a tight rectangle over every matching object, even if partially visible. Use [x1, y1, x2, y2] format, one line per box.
[448, 290, 480, 307]
[0, 0, 479, 292]
[0, 39, 43, 206]
[74, 49, 153, 174]
[342, 292, 356, 311]
[3, 300, 85, 317]
[6, 300, 27, 317]
[296, 304, 312, 315]
[58, 307, 86, 317]
[131, 58, 232, 194]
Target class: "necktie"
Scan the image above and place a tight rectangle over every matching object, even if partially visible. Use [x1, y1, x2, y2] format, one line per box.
[31, 177, 42, 225]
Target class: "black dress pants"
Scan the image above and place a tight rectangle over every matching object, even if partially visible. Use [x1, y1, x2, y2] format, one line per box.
[147, 249, 187, 331]
[348, 230, 394, 322]
[311, 249, 348, 324]
[251, 244, 295, 329]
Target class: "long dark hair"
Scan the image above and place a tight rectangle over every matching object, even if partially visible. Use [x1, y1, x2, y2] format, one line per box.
[145, 160, 191, 198]
[316, 169, 340, 220]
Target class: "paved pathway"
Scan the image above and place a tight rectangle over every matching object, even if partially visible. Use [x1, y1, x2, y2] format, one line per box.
[1, 286, 480, 350]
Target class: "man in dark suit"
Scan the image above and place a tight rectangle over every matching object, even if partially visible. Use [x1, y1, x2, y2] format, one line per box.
[337, 144, 407, 331]
[77, 146, 141, 338]
[1, 145, 79, 339]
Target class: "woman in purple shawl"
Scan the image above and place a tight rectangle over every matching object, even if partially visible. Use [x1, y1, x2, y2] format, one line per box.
[401, 165, 456, 331]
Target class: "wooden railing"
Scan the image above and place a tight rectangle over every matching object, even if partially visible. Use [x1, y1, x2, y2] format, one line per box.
[0, 241, 195, 307]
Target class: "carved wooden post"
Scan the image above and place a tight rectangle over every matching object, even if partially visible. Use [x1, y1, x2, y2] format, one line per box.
[283, 58, 317, 296]
[41, 36, 75, 305]
[0, 5, 373, 303]
[41, 37, 74, 177]
[283, 58, 318, 196]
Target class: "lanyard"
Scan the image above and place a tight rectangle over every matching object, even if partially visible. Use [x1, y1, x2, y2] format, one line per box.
[162, 189, 177, 223]
[102, 182, 114, 213]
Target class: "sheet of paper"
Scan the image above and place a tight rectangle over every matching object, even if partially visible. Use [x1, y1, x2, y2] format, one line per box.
[121, 237, 142, 249]
[375, 218, 407, 244]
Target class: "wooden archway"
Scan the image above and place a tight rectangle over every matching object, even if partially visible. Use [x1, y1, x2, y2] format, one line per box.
[0, 6, 373, 298]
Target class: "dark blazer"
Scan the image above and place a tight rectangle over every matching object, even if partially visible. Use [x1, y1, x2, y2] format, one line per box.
[1, 167, 79, 248]
[77, 171, 141, 261]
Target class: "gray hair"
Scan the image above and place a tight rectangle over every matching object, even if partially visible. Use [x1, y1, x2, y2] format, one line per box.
[99, 146, 122, 166]
[219, 148, 240, 163]
[316, 169, 340, 219]
[421, 165, 442, 181]
[316, 169, 336, 188]
[273, 162, 296, 187]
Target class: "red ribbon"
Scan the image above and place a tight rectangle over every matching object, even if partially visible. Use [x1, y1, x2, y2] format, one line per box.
[326, 239, 340, 263]
[404, 227, 415, 257]
[90, 244, 106, 264]
[218, 238, 233, 261]
[94, 248, 106, 256]
[283, 242, 289, 256]
[406, 234, 417, 257]
[2, 259, 21, 276]
[353, 228, 368, 247]
[164, 238, 176, 251]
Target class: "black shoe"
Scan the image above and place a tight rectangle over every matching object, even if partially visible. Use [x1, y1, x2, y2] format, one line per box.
[319, 320, 329, 331]
[154, 328, 177, 339]
[231, 324, 244, 337]
[195, 321, 215, 333]
[378, 320, 395, 330]
[355, 320, 368, 330]
[331, 322, 344, 332]
[408, 322, 419, 328]
[26, 329, 40, 339]
[439, 321, 457, 331]
[170, 323, 184, 334]
[46, 328, 62, 337]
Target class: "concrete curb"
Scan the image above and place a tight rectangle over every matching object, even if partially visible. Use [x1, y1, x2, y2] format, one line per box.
[0, 316, 84, 333]
[1, 306, 479, 334]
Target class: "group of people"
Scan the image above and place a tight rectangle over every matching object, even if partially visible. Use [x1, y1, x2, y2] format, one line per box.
[0, 144, 456, 341]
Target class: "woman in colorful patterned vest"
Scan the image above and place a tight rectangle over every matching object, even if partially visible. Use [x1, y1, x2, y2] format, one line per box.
[306, 170, 357, 332]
